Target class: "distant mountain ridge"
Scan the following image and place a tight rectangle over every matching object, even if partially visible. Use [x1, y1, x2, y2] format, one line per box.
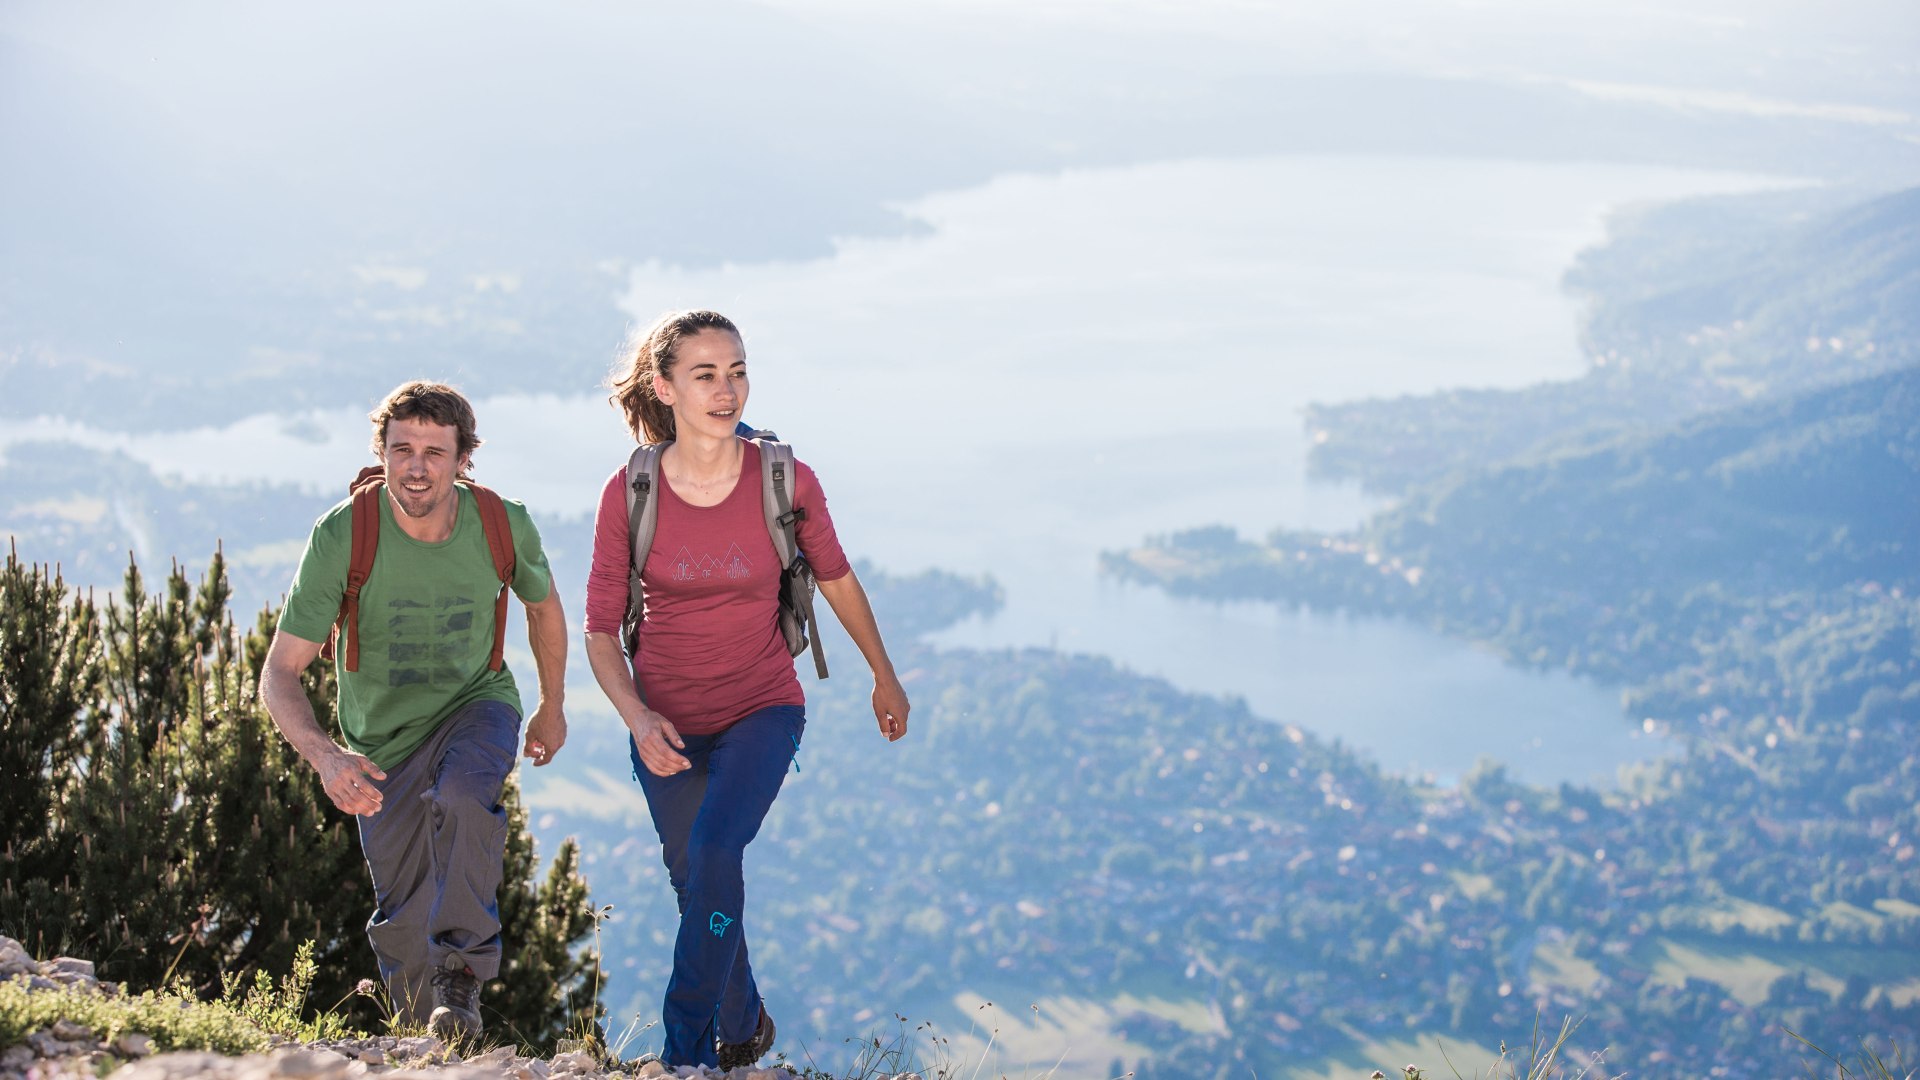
[1373, 362, 1920, 602]
[1306, 184, 1920, 496]
[1579, 184, 1920, 375]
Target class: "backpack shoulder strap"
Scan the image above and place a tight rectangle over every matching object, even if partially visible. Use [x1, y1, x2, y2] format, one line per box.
[622, 442, 668, 655]
[756, 438, 801, 570]
[328, 467, 388, 672]
[753, 436, 828, 678]
[463, 482, 517, 673]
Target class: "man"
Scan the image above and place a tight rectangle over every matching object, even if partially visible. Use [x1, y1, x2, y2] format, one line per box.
[261, 381, 568, 1040]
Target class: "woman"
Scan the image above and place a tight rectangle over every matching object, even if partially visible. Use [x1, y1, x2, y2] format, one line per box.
[583, 309, 911, 1070]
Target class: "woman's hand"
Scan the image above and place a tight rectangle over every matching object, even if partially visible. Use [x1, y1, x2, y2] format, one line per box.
[873, 671, 910, 742]
[815, 570, 910, 743]
[627, 707, 691, 776]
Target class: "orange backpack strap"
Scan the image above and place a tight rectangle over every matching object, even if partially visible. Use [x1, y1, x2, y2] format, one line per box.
[465, 483, 517, 672]
[326, 467, 389, 673]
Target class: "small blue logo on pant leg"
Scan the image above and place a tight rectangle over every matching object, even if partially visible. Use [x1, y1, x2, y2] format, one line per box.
[709, 911, 734, 937]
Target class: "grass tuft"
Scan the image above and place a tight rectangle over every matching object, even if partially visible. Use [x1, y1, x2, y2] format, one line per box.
[1786, 1028, 1915, 1080]
[0, 978, 271, 1056]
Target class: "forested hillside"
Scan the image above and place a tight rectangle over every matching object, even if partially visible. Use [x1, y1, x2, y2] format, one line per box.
[1105, 185, 1920, 1075]
[539, 569, 1918, 1078]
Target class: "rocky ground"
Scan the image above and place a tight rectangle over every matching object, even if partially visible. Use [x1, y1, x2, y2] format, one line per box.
[1, 938, 890, 1080]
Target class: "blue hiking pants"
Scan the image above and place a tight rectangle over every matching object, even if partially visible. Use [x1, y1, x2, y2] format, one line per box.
[631, 703, 803, 1067]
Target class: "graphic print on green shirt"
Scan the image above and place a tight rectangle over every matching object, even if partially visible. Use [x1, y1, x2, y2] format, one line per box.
[278, 486, 553, 771]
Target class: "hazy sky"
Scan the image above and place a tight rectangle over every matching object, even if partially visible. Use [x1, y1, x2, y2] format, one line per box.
[2, 0, 1914, 425]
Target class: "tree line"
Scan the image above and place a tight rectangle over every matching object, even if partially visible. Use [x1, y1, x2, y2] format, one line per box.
[0, 546, 601, 1051]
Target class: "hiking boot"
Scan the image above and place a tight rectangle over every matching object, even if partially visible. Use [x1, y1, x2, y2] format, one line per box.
[428, 956, 482, 1041]
[716, 1003, 775, 1070]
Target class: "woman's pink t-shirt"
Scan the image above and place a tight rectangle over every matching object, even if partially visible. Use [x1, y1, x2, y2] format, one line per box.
[584, 441, 850, 735]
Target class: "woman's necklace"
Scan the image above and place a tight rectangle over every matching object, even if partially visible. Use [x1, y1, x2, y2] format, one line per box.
[667, 453, 741, 494]
[665, 440, 742, 498]
[670, 469, 737, 493]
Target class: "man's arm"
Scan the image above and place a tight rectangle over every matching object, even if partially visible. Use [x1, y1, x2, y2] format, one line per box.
[259, 629, 387, 816]
[816, 568, 910, 742]
[521, 588, 568, 766]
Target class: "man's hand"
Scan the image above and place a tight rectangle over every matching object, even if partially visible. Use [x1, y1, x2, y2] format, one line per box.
[523, 701, 567, 767]
[316, 747, 388, 816]
[522, 589, 568, 767]
[873, 672, 910, 742]
[627, 708, 691, 777]
[261, 628, 388, 815]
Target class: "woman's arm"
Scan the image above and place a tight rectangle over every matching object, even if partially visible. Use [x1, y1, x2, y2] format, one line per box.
[816, 568, 910, 741]
[584, 631, 691, 775]
[582, 467, 690, 776]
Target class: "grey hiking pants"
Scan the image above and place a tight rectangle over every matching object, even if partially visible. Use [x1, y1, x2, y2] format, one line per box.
[357, 698, 520, 1024]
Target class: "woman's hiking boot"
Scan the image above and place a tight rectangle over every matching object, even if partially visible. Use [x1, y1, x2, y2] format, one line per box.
[716, 1004, 776, 1069]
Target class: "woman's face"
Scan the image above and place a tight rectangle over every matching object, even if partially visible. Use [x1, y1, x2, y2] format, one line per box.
[655, 329, 749, 441]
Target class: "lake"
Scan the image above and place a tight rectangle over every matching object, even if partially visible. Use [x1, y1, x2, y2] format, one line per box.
[4, 153, 1797, 785]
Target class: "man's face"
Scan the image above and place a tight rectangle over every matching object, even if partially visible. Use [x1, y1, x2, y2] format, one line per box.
[380, 416, 467, 521]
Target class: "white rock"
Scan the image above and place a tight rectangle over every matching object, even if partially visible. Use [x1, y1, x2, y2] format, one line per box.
[114, 1032, 157, 1058]
[0, 936, 33, 977]
[265, 1049, 353, 1078]
[45, 956, 96, 979]
[111, 1051, 235, 1079]
[551, 1050, 598, 1073]
[393, 1037, 442, 1060]
[632, 1062, 669, 1079]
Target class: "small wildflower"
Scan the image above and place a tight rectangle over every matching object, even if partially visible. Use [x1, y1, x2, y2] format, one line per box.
[1372, 1072, 1386, 1079]
[355, 978, 377, 996]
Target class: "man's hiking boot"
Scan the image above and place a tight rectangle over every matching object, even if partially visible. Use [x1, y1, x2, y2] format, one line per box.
[716, 1004, 776, 1070]
[428, 956, 482, 1041]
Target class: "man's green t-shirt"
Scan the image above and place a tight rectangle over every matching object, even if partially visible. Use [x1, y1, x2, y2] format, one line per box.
[278, 485, 553, 771]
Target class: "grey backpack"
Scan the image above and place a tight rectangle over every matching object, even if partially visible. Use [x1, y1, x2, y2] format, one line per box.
[621, 429, 829, 679]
